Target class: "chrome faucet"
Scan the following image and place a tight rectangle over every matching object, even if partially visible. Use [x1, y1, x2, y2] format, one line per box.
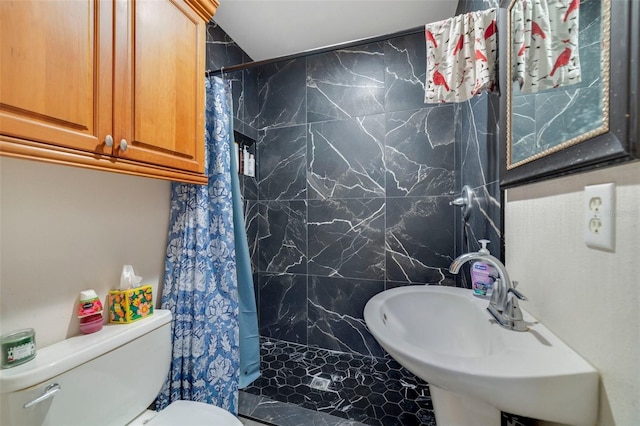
[449, 240, 528, 331]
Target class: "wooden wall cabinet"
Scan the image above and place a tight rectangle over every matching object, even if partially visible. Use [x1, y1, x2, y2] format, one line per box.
[0, 0, 218, 184]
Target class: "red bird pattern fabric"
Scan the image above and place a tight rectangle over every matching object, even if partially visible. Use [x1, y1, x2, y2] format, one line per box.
[512, 0, 581, 93]
[424, 9, 497, 104]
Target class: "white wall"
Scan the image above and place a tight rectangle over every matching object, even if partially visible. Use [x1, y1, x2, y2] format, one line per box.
[0, 157, 171, 348]
[505, 160, 640, 426]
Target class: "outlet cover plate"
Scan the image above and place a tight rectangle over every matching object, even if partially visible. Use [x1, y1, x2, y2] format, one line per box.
[584, 183, 615, 250]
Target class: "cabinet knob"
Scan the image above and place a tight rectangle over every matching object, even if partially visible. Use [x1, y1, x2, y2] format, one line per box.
[105, 135, 114, 147]
[119, 139, 128, 152]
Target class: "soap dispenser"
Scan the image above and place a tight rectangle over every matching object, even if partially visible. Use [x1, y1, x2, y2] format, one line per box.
[470, 239, 497, 298]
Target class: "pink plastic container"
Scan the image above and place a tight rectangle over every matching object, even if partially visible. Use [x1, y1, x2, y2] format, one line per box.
[79, 314, 104, 334]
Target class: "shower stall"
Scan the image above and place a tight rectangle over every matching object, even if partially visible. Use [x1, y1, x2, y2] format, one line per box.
[206, 13, 504, 425]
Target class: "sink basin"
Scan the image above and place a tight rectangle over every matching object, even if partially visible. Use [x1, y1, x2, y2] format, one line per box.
[364, 285, 598, 426]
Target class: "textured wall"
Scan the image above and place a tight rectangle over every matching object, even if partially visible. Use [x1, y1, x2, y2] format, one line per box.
[0, 158, 170, 348]
[505, 161, 640, 426]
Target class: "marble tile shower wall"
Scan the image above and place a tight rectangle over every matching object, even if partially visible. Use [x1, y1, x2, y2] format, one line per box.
[454, 93, 502, 262]
[246, 33, 459, 358]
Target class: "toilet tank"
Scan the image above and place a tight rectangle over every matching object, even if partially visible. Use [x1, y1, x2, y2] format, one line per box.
[0, 310, 172, 426]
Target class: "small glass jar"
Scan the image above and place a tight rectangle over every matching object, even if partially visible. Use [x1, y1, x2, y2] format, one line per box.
[0, 328, 36, 369]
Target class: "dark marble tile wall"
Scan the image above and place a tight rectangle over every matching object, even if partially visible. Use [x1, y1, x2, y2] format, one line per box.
[307, 198, 385, 281]
[454, 93, 502, 262]
[308, 276, 385, 357]
[510, 0, 604, 164]
[258, 60, 307, 130]
[206, 21, 248, 71]
[307, 116, 385, 199]
[246, 33, 458, 359]
[306, 44, 385, 123]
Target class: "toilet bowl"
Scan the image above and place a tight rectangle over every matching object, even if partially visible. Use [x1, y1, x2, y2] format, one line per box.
[0, 310, 242, 426]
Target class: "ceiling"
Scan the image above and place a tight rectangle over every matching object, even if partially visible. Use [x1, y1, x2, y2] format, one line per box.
[212, 0, 460, 62]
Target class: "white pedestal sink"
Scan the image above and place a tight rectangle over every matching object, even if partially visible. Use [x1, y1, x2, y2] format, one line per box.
[364, 285, 598, 426]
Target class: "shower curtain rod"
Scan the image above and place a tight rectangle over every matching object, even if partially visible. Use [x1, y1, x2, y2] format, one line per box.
[206, 24, 425, 77]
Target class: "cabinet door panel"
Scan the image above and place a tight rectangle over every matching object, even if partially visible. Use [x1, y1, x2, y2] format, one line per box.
[116, 0, 205, 174]
[0, 0, 112, 155]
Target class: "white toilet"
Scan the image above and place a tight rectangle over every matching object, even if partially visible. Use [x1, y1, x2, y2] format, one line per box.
[0, 310, 243, 426]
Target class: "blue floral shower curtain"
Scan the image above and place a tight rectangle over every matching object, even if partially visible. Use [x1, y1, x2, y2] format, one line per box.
[156, 77, 240, 414]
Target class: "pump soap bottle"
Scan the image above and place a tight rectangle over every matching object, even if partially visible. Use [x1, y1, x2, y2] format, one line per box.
[470, 239, 497, 298]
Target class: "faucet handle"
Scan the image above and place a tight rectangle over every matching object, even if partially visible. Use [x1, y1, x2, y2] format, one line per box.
[508, 287, 527, 301]
[450, 197, 466, 206]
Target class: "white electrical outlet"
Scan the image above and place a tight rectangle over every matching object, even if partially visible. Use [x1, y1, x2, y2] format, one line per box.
[584, 183, 615, 250]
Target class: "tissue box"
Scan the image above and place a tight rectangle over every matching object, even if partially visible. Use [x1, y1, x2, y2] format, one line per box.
[108, 285, 154, 324]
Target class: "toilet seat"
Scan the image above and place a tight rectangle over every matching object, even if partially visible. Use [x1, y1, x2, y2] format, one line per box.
[146, 400, 243, 426]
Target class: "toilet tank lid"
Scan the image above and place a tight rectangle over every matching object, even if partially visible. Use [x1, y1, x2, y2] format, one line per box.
[0, 310, 171, 393]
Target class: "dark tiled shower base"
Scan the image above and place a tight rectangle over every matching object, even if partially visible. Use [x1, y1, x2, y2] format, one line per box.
[243, 338, 435, 426]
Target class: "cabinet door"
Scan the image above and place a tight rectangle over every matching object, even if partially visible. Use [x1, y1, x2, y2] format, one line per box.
[114, 0, 205, 174]
[0, 0, 113, 155]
